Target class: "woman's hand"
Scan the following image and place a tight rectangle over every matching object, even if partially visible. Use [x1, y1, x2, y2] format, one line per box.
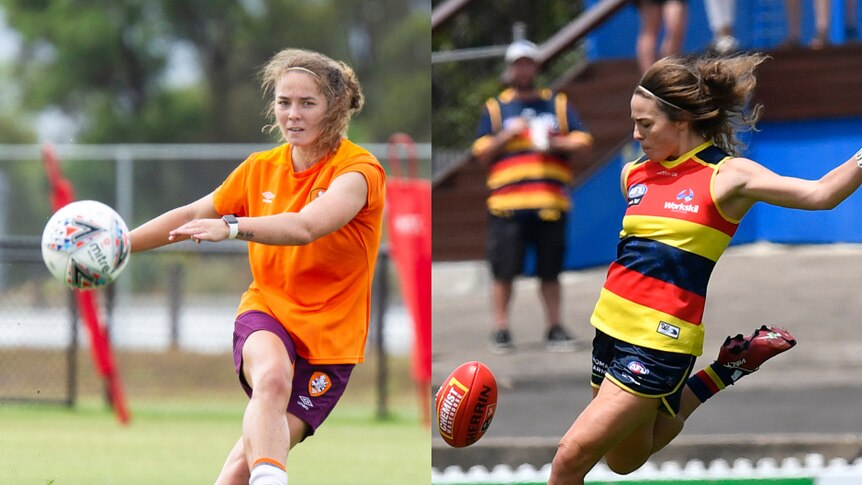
[168, 218, 230, 244]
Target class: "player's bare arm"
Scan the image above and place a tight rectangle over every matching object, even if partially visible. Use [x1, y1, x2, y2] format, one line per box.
[168, 171, 368, 246]
[130, 192, 219, 252]
[717, 153, 862, 218]
[619, 161, 635, 197]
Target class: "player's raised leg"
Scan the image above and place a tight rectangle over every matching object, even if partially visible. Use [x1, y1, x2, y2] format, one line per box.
[650, 325, 798, 452]
[688, 325, 796, 404]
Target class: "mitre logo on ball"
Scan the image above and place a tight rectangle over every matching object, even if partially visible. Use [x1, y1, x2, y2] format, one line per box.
[41, 200, 131, 290]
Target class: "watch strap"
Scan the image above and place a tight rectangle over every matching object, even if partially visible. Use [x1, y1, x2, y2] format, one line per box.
[222, 215, 239, 239]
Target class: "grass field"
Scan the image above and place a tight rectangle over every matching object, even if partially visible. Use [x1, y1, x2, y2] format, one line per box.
[0, 400, 429, 484]
[0, 350, 430, 484]
[434, 481, 814, 485]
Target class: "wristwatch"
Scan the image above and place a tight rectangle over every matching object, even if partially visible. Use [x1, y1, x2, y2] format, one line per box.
[222, 214, 239, 239]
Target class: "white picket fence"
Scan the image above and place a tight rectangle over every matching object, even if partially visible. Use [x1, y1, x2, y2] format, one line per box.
[432, 454, 862, 484]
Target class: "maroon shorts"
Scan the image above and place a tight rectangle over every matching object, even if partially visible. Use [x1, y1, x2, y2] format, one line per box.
[232, 311, 354, 438]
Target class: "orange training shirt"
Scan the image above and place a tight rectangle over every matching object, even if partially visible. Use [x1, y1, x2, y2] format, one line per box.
[212, 139, 385, 364]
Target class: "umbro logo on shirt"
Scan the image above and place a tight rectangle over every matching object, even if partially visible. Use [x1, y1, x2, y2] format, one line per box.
[262, 191, 275, 203]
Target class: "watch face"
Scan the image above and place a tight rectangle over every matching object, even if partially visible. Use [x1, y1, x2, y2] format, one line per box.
[223, 215, 238, 224]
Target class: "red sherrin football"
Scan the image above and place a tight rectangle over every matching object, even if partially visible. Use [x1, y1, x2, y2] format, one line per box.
[435, 361, 498, 448]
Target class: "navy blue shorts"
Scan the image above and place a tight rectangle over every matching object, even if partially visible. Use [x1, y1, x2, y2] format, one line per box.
[591, 329, 696, 417]
[233, 311, 354, 438]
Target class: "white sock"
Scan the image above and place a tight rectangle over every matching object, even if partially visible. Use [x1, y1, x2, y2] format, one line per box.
[249, 463, 287, 485]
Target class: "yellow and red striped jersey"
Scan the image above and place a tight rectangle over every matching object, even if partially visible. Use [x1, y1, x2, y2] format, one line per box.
[472, 88, 591, 214]
[591, 142, 738, 355]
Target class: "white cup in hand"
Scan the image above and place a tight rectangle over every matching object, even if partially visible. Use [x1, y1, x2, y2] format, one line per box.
[529, 117, 551, 151]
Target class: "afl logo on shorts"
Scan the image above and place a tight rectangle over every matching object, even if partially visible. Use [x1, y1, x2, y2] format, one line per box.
[308, 371, 331, 397]
[627, 361, 650, 376]
[627, 183, 647, 206]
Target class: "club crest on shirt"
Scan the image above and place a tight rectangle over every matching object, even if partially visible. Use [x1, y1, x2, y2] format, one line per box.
[308, 371, 331, 397]
[627, 183, 647, 206]
[307, 187, 327, 203]
[676, 188, 695, 202]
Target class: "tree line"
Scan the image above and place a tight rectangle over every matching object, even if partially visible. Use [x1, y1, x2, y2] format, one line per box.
[0, 0, 431, 235]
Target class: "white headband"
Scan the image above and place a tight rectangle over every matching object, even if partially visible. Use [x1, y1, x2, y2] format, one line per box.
[638, 85, 685, 112]
[286, 66, 320, 79]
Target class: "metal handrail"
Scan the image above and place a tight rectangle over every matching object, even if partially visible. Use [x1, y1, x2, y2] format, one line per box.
[537, 0, 633, 67]
[431, 0, 475, 32]
[0, 143, 431, 162]
[431, 0, 635, 188]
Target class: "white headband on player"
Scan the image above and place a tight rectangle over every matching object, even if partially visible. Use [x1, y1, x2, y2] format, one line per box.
[638, 85, 686, 112]
[286, 66, 320, 79]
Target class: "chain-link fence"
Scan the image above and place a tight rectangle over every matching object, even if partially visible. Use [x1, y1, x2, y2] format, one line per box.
[0, 236, 78, 405]
[0, 235, 400, 414]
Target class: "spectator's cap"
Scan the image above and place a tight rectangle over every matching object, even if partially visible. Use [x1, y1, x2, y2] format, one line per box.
[505, 40, 540, 64]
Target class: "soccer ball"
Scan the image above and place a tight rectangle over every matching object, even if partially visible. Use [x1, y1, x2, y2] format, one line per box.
[41, 200, 131, 289]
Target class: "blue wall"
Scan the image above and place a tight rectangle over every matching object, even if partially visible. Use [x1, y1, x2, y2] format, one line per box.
[585, 0, 862, 60]
[565, 155, 628, 268]
[745, 118, 862, 243]
[559, 117, 862, 271]
[522, 0, 862, 273]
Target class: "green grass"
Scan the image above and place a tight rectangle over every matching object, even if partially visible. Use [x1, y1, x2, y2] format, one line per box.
[0, 399, 430, 484]
[438, 481, 814, 485]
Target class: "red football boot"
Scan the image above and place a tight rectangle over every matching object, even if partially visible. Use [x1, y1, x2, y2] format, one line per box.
[717, 325, 797, 374]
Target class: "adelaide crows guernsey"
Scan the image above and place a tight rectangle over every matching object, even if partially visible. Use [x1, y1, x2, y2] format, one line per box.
[591, 142, 738, 356]
[472, 88, 591, 214]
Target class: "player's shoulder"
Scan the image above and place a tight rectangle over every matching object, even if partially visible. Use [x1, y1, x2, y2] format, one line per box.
[335, 139, 380, 166]
[245, 144, 290, 166]
[623, 155, 649, 182]
[696, 144, 732, 165]
[631, 154, 649, 166]
[332, 140, 385, 186]
[716, 155, 761, 176]
[495, 88, 517, 104]
[540, 88, 557, 101]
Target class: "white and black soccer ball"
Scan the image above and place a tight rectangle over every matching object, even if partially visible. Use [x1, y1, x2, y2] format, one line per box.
[41, 200, 131, 290]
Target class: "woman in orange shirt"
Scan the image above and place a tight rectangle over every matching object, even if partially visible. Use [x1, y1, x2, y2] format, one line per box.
[130, 48, 385, 485]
